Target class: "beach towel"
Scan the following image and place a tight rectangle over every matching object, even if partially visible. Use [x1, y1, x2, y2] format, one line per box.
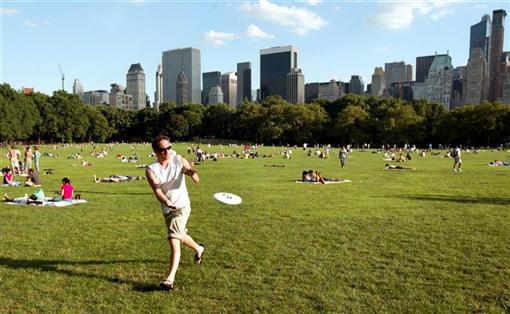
[5, 197, 88, 207]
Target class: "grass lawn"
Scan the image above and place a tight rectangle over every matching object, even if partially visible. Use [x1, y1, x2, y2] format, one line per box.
[1, 143, 509, 313]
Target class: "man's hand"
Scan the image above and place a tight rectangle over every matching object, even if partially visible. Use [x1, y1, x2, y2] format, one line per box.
[183, 167, 196, 176]
[165, 199, 176, 210]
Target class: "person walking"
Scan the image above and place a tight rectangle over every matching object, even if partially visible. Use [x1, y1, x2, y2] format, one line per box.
[146, 135, 204, 291]
[339, 146, 347, 168]
[452, 146, 462, 172]
[33, 146, 41, 173]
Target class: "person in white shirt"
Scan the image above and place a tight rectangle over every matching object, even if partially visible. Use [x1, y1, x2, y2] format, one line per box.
[452, 146, 463, 172]
[146, 135, 204, 291]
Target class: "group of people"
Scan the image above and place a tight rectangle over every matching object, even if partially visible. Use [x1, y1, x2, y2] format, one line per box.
[6, 145, 41, 175]
[3, 177, 75, 204]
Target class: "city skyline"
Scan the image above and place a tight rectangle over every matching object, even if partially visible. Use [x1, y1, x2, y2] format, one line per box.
[2, 1, 509, 101]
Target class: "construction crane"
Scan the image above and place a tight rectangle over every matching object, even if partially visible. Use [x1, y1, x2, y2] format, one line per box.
[58, 64, 65, 91]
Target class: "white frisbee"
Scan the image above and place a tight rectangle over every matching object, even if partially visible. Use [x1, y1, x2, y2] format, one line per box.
[213, 192, 242, 205]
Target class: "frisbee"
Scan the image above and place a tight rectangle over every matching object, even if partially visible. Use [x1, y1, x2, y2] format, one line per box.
[213, 192, 242, 205]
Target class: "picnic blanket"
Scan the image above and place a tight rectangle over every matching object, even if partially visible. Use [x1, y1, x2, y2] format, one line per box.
[295, 179, 351, 184]
[5, 197, 88, 207]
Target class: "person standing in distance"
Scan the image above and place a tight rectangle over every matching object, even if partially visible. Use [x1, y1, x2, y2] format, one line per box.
[146, 135, 204, 291]
[339, 146, 347, 168]
[452, 146, 462, 172]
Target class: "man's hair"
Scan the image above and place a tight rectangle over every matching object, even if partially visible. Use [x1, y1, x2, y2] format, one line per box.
[151, 135, 171, 152]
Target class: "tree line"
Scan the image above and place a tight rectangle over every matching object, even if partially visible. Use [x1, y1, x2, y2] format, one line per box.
[1, 83, 509, 146]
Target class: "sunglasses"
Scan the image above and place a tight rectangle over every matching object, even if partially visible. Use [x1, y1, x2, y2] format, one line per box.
[157, 145, 172, 152]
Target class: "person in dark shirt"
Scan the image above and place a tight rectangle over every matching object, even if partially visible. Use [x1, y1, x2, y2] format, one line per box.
[24, 168, 42, 187]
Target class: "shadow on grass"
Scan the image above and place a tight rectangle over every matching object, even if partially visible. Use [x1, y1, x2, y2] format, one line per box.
[396, 194, 510, 205]
[0, 257, 165, 292]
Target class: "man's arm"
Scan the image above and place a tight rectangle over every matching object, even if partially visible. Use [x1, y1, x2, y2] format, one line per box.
[145, 168, 176, 209]
[180, 157, 199, 183]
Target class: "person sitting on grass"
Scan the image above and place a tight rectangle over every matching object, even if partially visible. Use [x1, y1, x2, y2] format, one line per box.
[61, 177, 74, 201]
[93, 174, 146, 183]
[3, 168, 16, 186]
[24, 168, 42, 187]
[385, 163, 415, 171]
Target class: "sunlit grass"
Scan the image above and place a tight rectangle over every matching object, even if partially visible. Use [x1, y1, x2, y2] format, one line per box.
[1, 143, 509, 312]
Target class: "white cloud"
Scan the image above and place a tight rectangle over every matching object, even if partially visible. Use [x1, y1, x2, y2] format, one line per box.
[202, 30, 238, 46]
[240, 0, 327, 36]
[244, 24, 275, 39]
[304, 0, 322, 5]
[367, 0, 458, 30]
[23, 20, 39, 28]
[0, 7, 18, 15]
[202, 24, 274, 46]
[334, 6, 342, 11]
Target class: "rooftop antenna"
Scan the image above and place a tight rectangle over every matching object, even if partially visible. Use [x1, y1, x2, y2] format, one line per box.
[58, 64, 65, 91]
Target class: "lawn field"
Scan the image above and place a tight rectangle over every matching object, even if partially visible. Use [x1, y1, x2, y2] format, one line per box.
[1, 143, 509, 313]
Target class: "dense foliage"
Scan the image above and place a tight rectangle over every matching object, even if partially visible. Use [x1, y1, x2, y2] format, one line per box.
[1, 83, 509, 146]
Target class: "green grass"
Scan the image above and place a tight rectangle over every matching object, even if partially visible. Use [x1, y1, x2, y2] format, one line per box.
[1, 144, 509, 313]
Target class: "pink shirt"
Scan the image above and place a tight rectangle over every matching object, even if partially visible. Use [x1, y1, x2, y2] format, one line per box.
[61, 184, 74, 200]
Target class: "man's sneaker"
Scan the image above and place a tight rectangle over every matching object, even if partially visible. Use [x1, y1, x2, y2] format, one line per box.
[458, 169, 463, 172]
[453, 169, 457, 172]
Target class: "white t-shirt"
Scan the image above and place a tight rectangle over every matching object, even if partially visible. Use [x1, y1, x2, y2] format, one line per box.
[148, 152, 190, 212]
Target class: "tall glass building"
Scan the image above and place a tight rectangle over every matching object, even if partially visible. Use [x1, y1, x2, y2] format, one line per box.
[162, 47, 201, 105]
[260, 46, 298, 100]
[202, 71, 221, 105]
[470, 14, 491, 63]
[237, 62, 252, 105]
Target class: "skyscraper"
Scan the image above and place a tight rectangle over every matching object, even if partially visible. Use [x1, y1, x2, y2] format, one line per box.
[371, 67, 385, 97]
[221, 72, 237, 107]
[286, 68, 305, 104]
[126, 63, 146, 110]
[318, 80, 341, 102]
[500, 51, 510, 104]
[208, 86, 224, 105]
[415, 55, 436, 83]
[162, 47, 201, 104]
[470, 14, 491, 63]
[426, 53, 453, 109]
[384, 61, 412, 85]
[155, 64, 163, 110]
[202, 71, 221, 105]
[110, 83, 133, 110]
[176, 71, 188, 106]
[488, 9, 507, 101]
[260, 45, 298, 100]
[72, 79, 84, 97]
[349, 75, 364, 95]
[464, 47, 489, 105]
[237, 62, 252, 105]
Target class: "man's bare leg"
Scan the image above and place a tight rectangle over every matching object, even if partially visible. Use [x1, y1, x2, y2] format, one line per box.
[182, 234, 204, 258]
[165, 238, 181, 284]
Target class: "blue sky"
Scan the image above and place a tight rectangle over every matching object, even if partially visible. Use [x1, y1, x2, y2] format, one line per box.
[2, 0, 509, 101]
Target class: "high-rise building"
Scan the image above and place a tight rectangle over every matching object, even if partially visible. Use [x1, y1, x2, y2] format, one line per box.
[162, 47, 201, 104]
[426, 53, 453, 109]
[208, 85, 224, 105]
[451, 66, 465, 109]
[83, 90, 109, 105]
[349, 75, 364, 95]
[176, 71, 188, 106]
[237, 62, 252, 105]
[318, 80, 341, 102]
[154, 64, 163, 110]
[384, 61, 413, 85]
[415, 55, 436, 83]
[260, 45, 298, 100]
[286, 68, 305, 104]
[110, 84, 133, 109]
[221, 72, 237, 107]
[72, 79, 84, 97]
[470, 14, 492, 63]
[371, 67, 385, 97]
[464, 47, 489, 105]
[126, 63, 146, 110]
[500, 51, 510, 104]
[488, 9, 507, 101]
[202, 71, 221, 105]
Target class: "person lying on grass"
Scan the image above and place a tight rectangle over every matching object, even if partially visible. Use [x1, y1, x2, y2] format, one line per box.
[93, 174, 146, 183]
[300, 170, 344, 184]
[488, 160, 510, 166]
[3, 189, 44, 205]
[385, 164, 415, 171]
